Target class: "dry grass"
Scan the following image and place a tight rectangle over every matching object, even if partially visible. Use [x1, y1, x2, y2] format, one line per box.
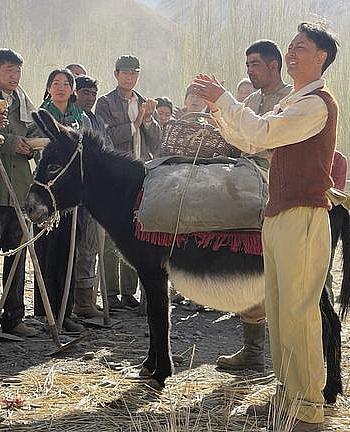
[1, 249, 349, 430]
[0, 336, 349, 431]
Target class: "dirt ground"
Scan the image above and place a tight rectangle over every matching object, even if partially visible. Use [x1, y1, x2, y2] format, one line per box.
[0, 251, 349, 431]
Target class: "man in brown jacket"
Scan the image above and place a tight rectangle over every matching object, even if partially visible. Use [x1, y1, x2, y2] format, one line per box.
[95, 55, 161, 310]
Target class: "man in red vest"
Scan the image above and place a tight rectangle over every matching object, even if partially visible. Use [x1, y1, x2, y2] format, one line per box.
[193, 22, 339, 432]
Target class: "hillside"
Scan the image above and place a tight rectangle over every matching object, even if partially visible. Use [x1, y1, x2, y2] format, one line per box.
[0, 0, 178, 105]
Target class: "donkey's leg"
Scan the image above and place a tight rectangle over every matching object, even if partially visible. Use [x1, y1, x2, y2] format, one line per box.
[140, 324, 156, 377]
[139, 268, 172, 387]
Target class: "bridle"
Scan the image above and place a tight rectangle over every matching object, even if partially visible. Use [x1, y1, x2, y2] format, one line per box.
[32, 134, 84, 215]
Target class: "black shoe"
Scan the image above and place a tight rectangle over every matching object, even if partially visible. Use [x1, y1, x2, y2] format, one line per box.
[63, 317, 85, 333]
[108, 295, 122, 311]
[121, 295, 139, 310]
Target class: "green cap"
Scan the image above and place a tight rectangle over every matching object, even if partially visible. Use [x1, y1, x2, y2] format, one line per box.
[115, 55, 140, 71]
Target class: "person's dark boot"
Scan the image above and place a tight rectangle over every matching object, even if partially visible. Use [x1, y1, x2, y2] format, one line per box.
[107, 295, 122, 311]
[288, 421, 324, 432]
[62, 317, 85, 333]
[9, 321, 38, 337]
[121, 294, 139, 310]
[217, 321, 265, 372]
[73, 287, 103, 318]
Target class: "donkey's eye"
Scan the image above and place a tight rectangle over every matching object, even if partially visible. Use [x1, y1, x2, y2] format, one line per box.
[47, 164, 62, 175]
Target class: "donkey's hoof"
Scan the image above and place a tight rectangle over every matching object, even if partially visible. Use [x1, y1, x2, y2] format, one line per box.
[139, 366, 153, 377]
[145, 378, 164, 391]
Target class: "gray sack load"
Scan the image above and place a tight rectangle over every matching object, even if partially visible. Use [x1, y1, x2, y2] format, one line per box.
[135, 156, 268, 234]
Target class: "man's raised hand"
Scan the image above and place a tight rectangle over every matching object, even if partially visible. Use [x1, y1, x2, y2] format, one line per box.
[192, 74, 226, 104]
[14, 137, 32, 155]
[143, 98, 157, 121]
[134, 104, 146, 129]
[0, 112, 9, 129]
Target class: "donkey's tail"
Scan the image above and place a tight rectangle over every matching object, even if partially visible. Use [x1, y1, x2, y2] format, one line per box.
[338, 206, 350, 320]
[321, 289, 342, 404]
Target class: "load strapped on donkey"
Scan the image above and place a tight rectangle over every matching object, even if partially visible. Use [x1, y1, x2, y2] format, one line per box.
[136, 110, 268, 269]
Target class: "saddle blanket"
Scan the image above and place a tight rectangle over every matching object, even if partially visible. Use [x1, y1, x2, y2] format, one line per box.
[135, 156, 268, 234]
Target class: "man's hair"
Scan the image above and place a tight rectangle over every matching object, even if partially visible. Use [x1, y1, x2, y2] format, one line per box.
[65, 63, 87, 75]
[76, 75, 98, 91]
[0, 48, 23, 67]
[237, 78, 253, 89]
[298, 22, 339, 73]
[155, 97, 173, 113]
[246, 40, 283, 72]
[185, 84, 197, 99]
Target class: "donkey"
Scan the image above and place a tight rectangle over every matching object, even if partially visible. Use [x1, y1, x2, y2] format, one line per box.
[25, 110, 350, 403]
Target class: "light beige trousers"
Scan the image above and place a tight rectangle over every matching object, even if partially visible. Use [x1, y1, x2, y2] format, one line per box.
[262, 207, 330, 423]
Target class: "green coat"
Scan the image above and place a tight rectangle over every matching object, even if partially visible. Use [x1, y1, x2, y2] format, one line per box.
[0, 93, 36, 207]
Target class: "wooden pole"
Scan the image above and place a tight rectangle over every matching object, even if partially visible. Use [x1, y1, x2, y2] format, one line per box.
[57, 206, 78, 332]
[0, 158, 60, 346]
[96, 225, 111, 326]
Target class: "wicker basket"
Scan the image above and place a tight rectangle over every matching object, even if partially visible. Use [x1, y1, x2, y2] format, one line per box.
[160, 112, 240, 158]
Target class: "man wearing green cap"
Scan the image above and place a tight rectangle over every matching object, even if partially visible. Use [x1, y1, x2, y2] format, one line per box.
[96, 54, 161, 310]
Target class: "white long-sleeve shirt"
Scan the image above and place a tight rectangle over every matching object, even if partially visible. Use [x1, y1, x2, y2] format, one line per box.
[212, 79, 328, 154]
[128, 93, 141, 159]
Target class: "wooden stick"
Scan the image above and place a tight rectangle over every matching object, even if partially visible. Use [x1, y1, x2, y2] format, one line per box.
[0, 234, 25, 311]
[96, 225, 111, 326]
[0, 158, 60, 346]
[57, 206, 78, 332]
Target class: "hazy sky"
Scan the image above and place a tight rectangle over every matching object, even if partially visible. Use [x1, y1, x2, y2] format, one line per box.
[137, 0, 158, 7]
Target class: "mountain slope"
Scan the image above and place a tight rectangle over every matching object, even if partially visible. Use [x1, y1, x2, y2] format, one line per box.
[0, 0, 178, 104]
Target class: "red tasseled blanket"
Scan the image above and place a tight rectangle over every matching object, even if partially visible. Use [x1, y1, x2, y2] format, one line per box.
[134, 190, 262, 256]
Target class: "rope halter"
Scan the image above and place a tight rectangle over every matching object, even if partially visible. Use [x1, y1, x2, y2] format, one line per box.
[0, 135, 84, 258]
[32, 134, 84, 216]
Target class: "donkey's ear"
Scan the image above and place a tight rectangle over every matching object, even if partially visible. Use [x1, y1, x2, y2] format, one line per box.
[32, 109, 61, 141]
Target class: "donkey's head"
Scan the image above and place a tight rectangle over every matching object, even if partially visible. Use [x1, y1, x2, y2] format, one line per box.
[25, 109, 84, 224]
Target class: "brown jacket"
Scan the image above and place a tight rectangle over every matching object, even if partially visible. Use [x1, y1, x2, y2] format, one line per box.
[265, 89, 337, 217]
[95, 87, 161, 161]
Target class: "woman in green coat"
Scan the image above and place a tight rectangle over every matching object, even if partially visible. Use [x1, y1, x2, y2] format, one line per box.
[34, 68, 89, 332]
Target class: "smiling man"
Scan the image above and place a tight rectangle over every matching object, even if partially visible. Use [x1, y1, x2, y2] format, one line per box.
[0, 48, 37, 337]
[194, 22, 339, 432]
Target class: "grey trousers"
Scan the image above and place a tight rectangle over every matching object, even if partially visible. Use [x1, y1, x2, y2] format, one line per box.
[75, 206, 98, 289]
[103, 232, 137, 296]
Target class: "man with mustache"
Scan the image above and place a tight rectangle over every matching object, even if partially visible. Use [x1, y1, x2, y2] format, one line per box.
[217, 40, 291, 374]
